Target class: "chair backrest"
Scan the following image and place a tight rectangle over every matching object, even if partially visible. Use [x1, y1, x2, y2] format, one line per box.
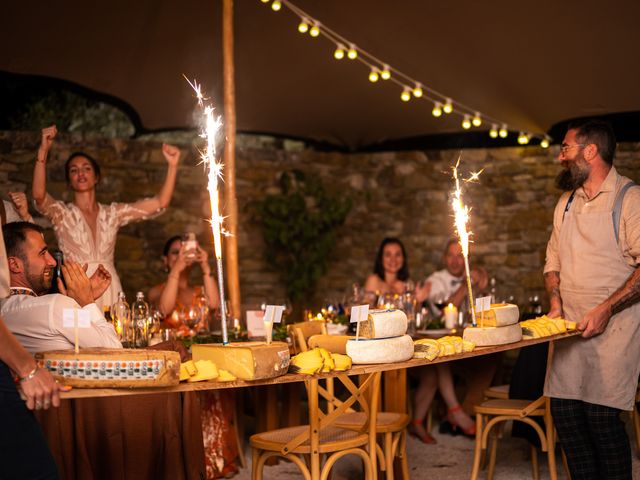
[288, 320, 328, 353]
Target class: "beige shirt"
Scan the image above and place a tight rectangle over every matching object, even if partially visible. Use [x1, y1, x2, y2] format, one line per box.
[0, 227, 8, 298]
[545, 166, 640, 273]
[0, 292, 122, 354]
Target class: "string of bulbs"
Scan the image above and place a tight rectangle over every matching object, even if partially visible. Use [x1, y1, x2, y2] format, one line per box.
[260, 0, 552, 148]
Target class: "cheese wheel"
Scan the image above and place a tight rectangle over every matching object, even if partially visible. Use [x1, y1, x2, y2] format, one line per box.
[36, 348, 180, 388]
[358, 309, 408, 339]
[192, 341, 290, 380]
[462, 323, 522, 346]
[346, 334, 414, 364]
[308, 334, 353, 354]
[476, 303, 520, 327]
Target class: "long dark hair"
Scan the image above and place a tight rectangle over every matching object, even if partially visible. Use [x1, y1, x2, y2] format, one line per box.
[162, 235, 183, 256]
[64, 152, 102, 184]
[373, 237, 409, 282]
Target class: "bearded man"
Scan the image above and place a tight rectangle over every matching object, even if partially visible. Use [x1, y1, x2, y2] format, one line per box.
[544, 119, 640, 479]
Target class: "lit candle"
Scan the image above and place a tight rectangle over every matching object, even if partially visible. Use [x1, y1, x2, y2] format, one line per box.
[444, 303, 458, 329]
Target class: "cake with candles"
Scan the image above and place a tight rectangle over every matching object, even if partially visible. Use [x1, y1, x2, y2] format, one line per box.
[462, 303, 522, 346]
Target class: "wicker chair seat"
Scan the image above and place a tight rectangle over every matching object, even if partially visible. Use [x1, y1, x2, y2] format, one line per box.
[335, 411, 410, 433]
[251, 424, 368, 454]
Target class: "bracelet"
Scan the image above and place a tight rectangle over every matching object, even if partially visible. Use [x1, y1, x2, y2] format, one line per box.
[19, 366, 39, 383]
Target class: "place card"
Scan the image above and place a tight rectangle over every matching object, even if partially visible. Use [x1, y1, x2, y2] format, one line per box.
[350, 305, 369, 341]
[475, 296, 491, 313]
[63, 308, 91, 328]
[264, 305, 285, 324]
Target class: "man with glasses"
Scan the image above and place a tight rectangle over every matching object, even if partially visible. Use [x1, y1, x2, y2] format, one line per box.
[544, 119, 640, 479]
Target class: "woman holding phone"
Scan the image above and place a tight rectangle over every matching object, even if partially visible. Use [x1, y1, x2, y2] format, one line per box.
[32, 125, 181, 309]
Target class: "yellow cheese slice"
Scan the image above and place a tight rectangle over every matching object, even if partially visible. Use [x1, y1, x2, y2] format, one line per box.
[187, 360, 219, 382]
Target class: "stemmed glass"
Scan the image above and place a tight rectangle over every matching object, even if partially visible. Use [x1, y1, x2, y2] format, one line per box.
[184, 306, 201, 337]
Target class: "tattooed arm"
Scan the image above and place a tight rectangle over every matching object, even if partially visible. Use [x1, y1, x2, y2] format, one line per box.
[544, 271, 563, 318]
[579, 267, 640, 338]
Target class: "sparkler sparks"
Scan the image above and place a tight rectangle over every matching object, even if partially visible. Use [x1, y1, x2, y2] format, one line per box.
[451, 156, 482, 326]
[185, 76, 229, 344]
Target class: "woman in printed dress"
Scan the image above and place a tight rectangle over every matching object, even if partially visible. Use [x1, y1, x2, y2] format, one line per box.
[32, 125, 180, 309]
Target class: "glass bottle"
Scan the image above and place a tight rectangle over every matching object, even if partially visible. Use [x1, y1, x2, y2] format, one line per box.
[131, 291, 150, 348]
[112, 292, 132, 347]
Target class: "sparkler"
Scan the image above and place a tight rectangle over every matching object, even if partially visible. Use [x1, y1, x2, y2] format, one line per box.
[185, 76, 230, 344]
[451, 156, 482, 327]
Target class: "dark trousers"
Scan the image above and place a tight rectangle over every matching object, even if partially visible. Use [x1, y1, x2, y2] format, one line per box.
[0, 362, 58, 480]
[551, 397, 631, 480]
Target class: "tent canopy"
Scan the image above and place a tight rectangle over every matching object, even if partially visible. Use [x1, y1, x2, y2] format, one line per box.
[3, 0, 640, 150]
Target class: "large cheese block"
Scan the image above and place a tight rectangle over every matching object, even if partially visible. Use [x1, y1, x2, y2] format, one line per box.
[308, 334, 353, 354]
[475, 303, 520, 327]
[192, 341, 289, 380]
[358, 309, 407, 339]
[346, 334, 414, 364]
[462, 322, 522, 346]
[35, 348, 180, 388]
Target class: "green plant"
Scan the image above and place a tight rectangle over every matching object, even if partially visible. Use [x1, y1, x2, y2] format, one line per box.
[253, 170, 351, 305]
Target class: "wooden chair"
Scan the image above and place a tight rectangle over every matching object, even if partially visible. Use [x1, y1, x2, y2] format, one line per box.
[471, 396, 558, 480]
[250, 371, 381, 480]
[292, 323, 410, 480]
[484, 384, 509, 400]
[288, 320, 328, 355]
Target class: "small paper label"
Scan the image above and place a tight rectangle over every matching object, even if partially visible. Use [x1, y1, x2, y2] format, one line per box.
[264, 305, 285, 324]
[246, 310, 265, 337]
[350, 305, 369, 323]
[62, 308, 91, 328]
[475, 296, 492, 313]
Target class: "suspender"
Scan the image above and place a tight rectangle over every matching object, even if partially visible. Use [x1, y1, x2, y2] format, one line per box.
[613, 181, 637, 243]
[561, 181, 637, 244]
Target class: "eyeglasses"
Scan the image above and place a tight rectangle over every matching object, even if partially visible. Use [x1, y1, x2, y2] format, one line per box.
[560, 143, 586, 154]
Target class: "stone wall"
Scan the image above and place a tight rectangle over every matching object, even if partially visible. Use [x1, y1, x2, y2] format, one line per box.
[1, 130, 638, 318]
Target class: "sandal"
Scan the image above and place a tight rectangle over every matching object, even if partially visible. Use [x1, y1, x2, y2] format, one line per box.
[408, 419, 437, 444]
[447, 405, 476, 437]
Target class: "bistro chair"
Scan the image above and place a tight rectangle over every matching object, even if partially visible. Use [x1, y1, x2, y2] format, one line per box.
[296, 326, 410, 480]
[288, 320, 328, 355]
[471, 396, 559, 480]
[484, 384, 509, 400]
[250, 370, 381, 480]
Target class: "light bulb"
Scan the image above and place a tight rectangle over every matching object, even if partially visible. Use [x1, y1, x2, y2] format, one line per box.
[412, 83, 423, 98]
[347, 44, 358, 60]
[309, 22, 320, 37]
[381, 64, 391, 80]
[260, 0, 269, 3]
[271, 0, 282, 11]
[334, 44, 345, 60]
[400, 87, 411, 102]
[523, 134, 531, 144]
[443, 98, 453, 114]
[368, 67, 379, 83]
[432, 102, 443, 117]
[462, 115, 471, 129]
[541, 138, 550, 148]
[298, 19, 309, 33]
[499, 124, 508, 138]
[518, 132, 527, 144]
[489, 124, 498, 138]
[472, 112, 482, 127]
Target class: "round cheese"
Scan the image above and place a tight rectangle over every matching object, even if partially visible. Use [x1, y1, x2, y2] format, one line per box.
[346, 334, 414, 364]
[476, 303, 520, 327]
[358, 308, 408, 339]
[462, 322, 522, 346]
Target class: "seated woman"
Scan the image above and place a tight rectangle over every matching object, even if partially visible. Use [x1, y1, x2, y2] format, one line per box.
[149, 235, 236, 479]
[32, 124, 181, 309]
[148, 235, 220, 332]
[365, 237, 474, 444]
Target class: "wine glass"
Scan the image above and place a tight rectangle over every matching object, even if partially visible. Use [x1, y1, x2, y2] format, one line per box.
[184, 306, 201, 337]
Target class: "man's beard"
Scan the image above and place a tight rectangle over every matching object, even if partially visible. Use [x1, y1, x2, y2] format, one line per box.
[24, 260, 53, 295]
[555, 158, 590, 191]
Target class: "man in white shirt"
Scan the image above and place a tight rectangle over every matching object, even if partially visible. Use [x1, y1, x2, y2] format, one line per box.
[0, 222, 121, 354]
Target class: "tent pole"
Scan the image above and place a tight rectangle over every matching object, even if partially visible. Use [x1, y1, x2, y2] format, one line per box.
[222, 0, 241, 326]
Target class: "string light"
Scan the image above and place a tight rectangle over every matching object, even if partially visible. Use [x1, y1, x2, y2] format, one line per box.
[263, 0, 549, 145]
[381, 64, 391, 80]
[432, 102, 443, 117]
[309, 21, 320, 37]
[298, 18, 309, 33]
[347, 44, 358, 60]
[443, 98, 453, 114]
[472, 112, 482, 127]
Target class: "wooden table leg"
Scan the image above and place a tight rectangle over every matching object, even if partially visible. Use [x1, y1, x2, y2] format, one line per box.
[255, 385, 279, 465]
[384, 368, 408, 478]
[281, 382, 303, 427]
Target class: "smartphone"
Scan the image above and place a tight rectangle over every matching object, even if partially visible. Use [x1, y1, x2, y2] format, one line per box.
[183, 232, 198, 260]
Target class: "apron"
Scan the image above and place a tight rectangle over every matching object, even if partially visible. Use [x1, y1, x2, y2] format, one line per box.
[544, 185, 640, 411]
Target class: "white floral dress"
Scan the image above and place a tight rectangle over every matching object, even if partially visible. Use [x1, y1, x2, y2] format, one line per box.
[36, 193, 163, 309]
